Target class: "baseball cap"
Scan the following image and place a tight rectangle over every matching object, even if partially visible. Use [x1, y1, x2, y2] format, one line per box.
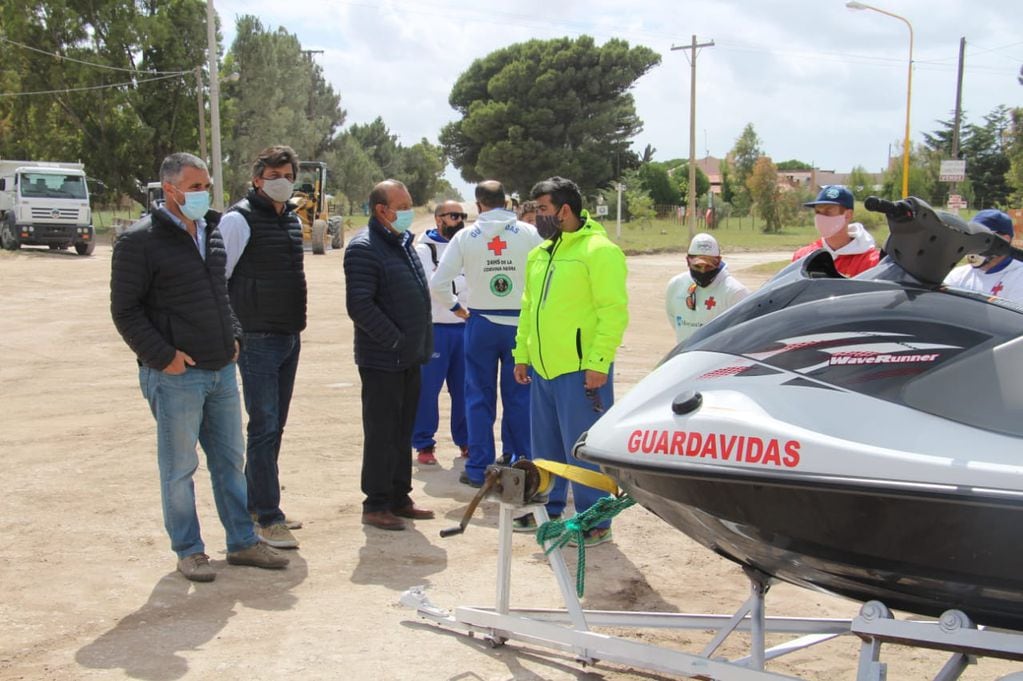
[973, 209, 1014, 238]
[804, 185, 854, 210]
[688, 233, 721, 265]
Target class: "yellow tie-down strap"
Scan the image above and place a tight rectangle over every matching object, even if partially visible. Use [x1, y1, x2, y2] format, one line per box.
[531, 460, 619, 497]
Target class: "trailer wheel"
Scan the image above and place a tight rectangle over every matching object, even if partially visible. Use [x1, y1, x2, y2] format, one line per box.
[1, 222, 19, 251]
[311, 219, 327, 255]
[75, 239, 96, 256]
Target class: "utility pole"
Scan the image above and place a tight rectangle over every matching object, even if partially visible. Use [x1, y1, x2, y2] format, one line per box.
[205, 0, 224, 210]
[950, 37, 966, 197]
[672, 35, 714, 241]
[195, 66, 207, 162]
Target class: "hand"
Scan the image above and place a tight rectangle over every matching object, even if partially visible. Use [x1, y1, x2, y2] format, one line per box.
[514, 363, 531, 385]
[232, 340, 240, 362]
[454, 306, 470, 320]
[584, 369, 607, 390]
[163, 350, 195, 375]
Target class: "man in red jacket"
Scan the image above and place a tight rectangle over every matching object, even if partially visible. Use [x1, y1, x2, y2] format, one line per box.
[793, 185, 879, 277]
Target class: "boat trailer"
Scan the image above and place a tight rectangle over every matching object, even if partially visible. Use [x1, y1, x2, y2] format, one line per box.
[400, 465, 1023, 680]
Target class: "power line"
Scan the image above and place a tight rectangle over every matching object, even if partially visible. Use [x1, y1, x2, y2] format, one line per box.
[0, 36, 191, 76]
[0, 72, 186, 97]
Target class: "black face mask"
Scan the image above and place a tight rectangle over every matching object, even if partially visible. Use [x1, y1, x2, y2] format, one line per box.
[535, 214, 560, 240]
[690, 266, 721, 288]
[441, 221, 464, 239]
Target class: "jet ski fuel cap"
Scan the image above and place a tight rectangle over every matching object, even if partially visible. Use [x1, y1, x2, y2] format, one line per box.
[672, 390, 702, 415]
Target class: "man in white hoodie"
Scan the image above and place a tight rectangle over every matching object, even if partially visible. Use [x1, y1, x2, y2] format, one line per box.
[412, 202, 470, 465]
[431, 181, 543, 487]
[665, 233, 749, 344]
[793, 185, 880, 277]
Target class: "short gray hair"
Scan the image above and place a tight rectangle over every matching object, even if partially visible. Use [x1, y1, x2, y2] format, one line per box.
[160, 152, 208, 184]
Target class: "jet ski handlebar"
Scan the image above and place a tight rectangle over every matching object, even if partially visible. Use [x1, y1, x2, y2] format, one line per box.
[863, 195, 1023, 286]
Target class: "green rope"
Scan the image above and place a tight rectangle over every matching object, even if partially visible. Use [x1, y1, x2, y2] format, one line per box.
[533, 494, 636, 597]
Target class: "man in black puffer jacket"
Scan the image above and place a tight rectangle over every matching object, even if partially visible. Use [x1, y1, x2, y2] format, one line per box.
[111, 152, 289, 582]
[344, 179, 434, 530]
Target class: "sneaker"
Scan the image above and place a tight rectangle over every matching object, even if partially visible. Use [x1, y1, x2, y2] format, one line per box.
[177, 552, 215, 582]
[512, 513, 561, 533]
[416, 447, 438, 465]
[256, 522, 299, 549]
[567, 527, 613, 548]
[250, 513, 303, 530]
[227, 542, 290, 569]
[458, 471, 483, 489]
[496, 453, 511, 465]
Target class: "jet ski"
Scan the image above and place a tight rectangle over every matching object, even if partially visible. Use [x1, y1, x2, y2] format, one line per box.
[577, 197, 1023, 631]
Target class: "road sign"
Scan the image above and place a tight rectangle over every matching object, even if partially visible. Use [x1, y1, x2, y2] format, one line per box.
[947, 194, 968, 211]
[595, 205, 609, 216]
[939, 159, 966, 182]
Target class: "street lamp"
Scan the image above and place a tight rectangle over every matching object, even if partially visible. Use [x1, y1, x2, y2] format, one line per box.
[846, 1, 914, 198]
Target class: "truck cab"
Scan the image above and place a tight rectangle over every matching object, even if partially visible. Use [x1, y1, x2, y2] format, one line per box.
[0, 161, 95, 255]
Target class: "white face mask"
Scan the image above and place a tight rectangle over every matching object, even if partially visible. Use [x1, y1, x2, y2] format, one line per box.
[260, 177, 294, 204]
[814, 213, 847, 239]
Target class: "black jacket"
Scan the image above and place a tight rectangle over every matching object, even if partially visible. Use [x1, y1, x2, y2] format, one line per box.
[343, 217, 432, 370]
[227, 190, 307, 334]
[111, 207, 241, 371]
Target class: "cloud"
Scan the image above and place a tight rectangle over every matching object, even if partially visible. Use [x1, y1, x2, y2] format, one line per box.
[216, 0, 1022, 188]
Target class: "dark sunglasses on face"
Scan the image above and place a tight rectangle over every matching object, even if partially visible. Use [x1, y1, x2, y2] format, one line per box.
[441, 212, 467, 220]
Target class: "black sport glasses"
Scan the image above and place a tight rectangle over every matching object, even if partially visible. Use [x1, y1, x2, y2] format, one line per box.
[440, 212, 467, 220]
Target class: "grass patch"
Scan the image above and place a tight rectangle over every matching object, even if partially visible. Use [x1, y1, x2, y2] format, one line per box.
[606, 215, 822, 255]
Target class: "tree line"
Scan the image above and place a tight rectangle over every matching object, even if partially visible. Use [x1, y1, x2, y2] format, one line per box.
[1, 1, 1020, 225]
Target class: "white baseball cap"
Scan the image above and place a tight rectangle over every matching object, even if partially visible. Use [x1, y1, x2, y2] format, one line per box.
[688, 232, 720, 258]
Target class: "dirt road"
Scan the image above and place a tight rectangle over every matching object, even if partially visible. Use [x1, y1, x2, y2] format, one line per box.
[0, 238, 1016, 680]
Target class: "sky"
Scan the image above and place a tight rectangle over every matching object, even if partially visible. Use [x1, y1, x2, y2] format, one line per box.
[214, 0, 1022, 196]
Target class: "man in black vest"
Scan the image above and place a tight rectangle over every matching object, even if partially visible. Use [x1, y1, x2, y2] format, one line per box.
[220, 145, 308, 550]
[344, 179, 435, 530]
[111, 152, 289, 582]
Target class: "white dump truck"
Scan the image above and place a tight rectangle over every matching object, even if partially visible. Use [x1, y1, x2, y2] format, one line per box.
[0, 160, 95, 255]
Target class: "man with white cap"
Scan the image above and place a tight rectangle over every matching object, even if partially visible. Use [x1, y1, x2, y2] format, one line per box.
[665, 232, 749, 344]
[944, 209, 1023, 303]
[794, 185, 879, 277]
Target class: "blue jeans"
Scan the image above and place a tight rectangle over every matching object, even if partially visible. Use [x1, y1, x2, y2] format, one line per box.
[530, 366, 614, 529]
[139, 364, 257, 558]
[237, 332, 301, 526]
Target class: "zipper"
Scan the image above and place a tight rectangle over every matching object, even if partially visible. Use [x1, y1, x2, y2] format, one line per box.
[534, 238, 561, 378]
[575, 328, 583, 371]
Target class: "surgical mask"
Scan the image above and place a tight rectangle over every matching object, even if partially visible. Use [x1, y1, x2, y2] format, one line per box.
[260, 177, 293, 203]
[390, 209, 415, 233]
[174, 189, 211, 221]
[535, 214, 560, 240]
[814, 213, 847, 239]
[690, 266, 720, 287]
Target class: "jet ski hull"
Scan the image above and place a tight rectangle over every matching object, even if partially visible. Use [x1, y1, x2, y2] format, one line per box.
[595, 456, 1023, 630]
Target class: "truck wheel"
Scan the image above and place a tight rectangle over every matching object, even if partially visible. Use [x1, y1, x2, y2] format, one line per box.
[1, 222, 20, 251]
[329, 216, 344, 249]
[311, 219, 327, 255]
[75, 239, 96, 256]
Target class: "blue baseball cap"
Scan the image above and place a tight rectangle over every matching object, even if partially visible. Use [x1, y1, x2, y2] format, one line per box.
[804, 185, 854, 210]
[973, 209, 1014, 238]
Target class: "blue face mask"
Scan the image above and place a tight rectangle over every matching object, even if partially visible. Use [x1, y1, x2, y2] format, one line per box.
[174, 189, 211, 221]
[390, 209, 415, 233]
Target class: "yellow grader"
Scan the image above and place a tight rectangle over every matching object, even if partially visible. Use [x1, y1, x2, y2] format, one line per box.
[292, 161, 342, 254]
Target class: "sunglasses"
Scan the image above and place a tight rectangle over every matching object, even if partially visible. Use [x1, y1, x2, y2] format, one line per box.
[585, 387, 605, 414]
[685, 282, 698, 311]
[440, 212, 467, 220]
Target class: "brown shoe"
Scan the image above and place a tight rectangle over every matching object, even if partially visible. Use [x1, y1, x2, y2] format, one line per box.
[362, 510, 406, 531]
[392, 503, 435, 520]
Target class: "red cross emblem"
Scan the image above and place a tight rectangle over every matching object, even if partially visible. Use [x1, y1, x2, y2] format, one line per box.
[487, 235, 508, 256]
[992, 282, 1005, 296]
[704, 296, 717, 310]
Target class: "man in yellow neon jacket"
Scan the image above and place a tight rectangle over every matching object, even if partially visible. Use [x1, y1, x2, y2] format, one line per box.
[512, 176, 629, 547]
